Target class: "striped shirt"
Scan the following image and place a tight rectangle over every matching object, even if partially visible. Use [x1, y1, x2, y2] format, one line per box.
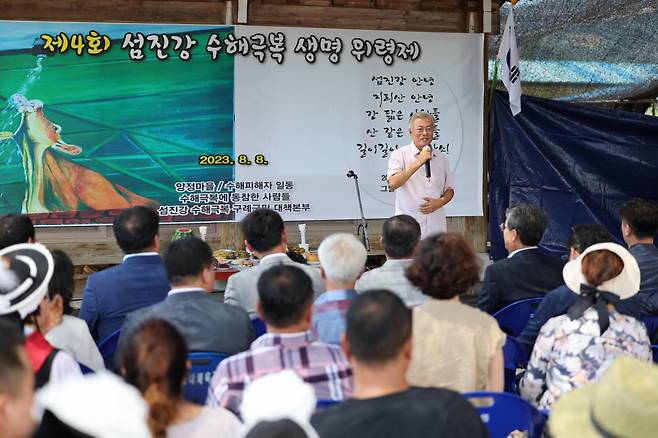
[206, 330, 352, 415]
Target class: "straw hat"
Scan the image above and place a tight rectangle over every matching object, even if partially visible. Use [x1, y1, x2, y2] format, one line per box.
[0, 243, 54, 318]
[549, 356, 658, 438]
[563, 242, 640, 299]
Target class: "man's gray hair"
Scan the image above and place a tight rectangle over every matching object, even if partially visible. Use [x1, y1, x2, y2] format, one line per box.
[409, 111, 435, 129]
[505, 203, 547, 247]
[318, 233, 367, 283]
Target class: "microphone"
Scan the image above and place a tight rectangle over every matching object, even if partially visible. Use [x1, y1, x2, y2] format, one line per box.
[346, 170, 357, 179]
[423, 146, 431, 179]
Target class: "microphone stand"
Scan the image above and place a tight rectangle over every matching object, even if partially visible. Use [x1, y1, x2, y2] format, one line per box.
[346, 170, 370, 251]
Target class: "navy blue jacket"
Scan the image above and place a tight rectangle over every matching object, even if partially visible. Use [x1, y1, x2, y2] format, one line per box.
[79, 254, 170, 341]
[477, 248, 565, 315]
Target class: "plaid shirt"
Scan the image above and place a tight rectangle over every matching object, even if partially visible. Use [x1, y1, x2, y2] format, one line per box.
[206, 330, 352, 415]
[312, 289, 358, 345]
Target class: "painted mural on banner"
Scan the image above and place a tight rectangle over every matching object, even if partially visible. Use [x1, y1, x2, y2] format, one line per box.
[0, 22, 483, 225]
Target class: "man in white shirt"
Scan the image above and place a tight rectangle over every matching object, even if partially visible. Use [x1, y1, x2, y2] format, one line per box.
[387, 112, 455, 236]
[224, 209, 325, 318]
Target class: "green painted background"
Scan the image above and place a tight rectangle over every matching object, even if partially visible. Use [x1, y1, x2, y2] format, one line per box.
[0, 26, 234, 217]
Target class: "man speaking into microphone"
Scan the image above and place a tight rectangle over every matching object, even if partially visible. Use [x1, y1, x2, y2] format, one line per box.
[386, 112, 455, 236]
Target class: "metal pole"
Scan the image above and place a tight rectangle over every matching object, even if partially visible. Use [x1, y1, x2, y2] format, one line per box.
[347, 170, 370, 251]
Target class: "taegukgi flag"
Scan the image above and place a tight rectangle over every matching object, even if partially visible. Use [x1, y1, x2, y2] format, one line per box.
[497, 8, 521, 116]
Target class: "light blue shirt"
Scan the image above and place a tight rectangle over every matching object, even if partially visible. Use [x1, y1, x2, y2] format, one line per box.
[312, 289, 358, 345]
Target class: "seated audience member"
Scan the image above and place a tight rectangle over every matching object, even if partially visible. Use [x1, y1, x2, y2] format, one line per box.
[0, 243, 81, 388]
[207, 265, 352, 415]
[36, 250, 104, 371]
[32, 372, 150, 438]
[549, 356, 658, 438]
[311, 290, 489, 438]
[119, 319, 241, 438]
[120, 237, 254, 355]
[241, 371, 319, 438]
[0, 214, 35, 249]
[225, 209, 325, 318]
[477, 203, 565, 314]
[620, 198, 658, 314]
[313, 233, 366, 345]
[405, 234, 505, 392]
[518, 224, 643, 352]
[355, 215, 425, 307]
[0, 319, 35, 438]
[520, 243, 651, 410]
[80, 206, 170, 341]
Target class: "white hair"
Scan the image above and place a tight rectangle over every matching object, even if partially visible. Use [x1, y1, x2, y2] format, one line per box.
[318, 233, 367, 283]
[409, 111, 435, 129]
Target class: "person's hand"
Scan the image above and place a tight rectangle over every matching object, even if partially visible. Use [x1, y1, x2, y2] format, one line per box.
[417, 145, 432, 164]
[419, 197, 444, 214]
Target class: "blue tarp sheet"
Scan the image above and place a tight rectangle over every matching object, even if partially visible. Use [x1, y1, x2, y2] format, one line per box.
[489, 90, 658, 260]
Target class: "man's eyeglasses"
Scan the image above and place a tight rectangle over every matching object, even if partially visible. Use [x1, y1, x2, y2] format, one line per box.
[499, 222, 507, 232]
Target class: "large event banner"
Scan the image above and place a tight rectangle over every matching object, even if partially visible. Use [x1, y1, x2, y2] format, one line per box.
[0, 21, 483, 226]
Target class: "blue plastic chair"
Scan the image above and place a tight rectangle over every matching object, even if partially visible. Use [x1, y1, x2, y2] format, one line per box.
[97, 328, 121, 371]
[494, 298, 543, 336]
[252, 317, 267, 337]
[652, 345, 658, 363]
[466, 391, 547, 438]
[316, 399, 339, 411]
[502, 336, 527, 393]
[183, 352, 230, 404]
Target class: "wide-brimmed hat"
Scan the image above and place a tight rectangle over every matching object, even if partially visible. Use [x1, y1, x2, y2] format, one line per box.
[549, 356, 658, 437]
[0, 243, 54, 318]
[563, 242, 640, 300]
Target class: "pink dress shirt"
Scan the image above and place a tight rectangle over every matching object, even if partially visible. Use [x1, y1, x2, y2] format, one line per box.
[387, 142, 455, 236]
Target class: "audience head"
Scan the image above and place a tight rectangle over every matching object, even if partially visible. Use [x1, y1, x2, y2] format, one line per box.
[619, 198, 658, 244]
[241, 209, 286, 254]
[406, 233, 480, 300]
[0, 319, 33, 438]
[382, 215, 421, 259]
[33, 372, 150, 438]
[318, 233, 366, 287]
[241, 371, 319, 438]
[502, 203, 546, 250]
[567, 224, 615, 260]
[163, 237, 213, 291]
[0, 243, 54, 320]
[563, 242, 640, 299]
[245, 420, 313, 438]
[36, 250, 75, 333]
[550, 356, 658, 438]
[113, 206, 160, 254]
[257, 265, 314, 330]
[0, 214, 35, 249]
[119, 319, 188, 438]
[344, 290, 412, 368]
